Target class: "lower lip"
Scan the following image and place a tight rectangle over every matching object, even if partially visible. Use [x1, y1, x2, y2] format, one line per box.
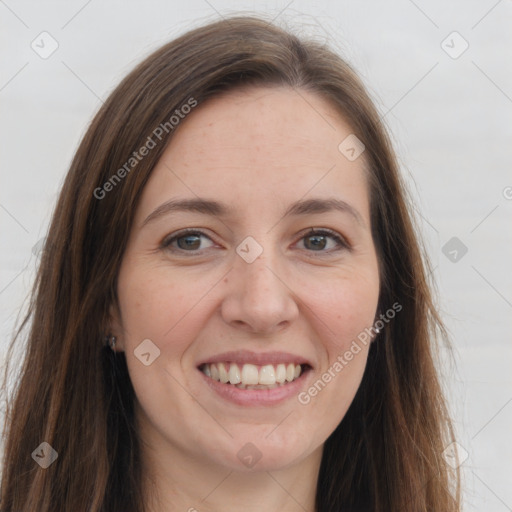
[198, 368, 311, 406]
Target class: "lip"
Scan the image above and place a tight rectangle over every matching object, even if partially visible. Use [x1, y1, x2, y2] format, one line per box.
[196, 350, 314, 406]
[197, 350, 313, 368]
[198, 365, 312, 406]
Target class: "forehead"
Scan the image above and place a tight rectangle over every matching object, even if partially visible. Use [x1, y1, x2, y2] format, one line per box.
[170, 86, 360, 168]
[137, 86, 370, 224]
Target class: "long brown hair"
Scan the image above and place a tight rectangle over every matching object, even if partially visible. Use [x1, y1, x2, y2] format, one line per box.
[1, 15, 460, 512]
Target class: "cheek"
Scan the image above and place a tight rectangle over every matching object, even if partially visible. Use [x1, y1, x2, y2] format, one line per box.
[294, 276, 376, 433]
[302, 268, 379, 347]
[116, 265, 213, 419]
[117, 262, 212, 354]
[296, 267, 377, 403]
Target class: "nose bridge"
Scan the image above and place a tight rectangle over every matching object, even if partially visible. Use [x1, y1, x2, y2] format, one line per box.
[220, 239, 299, 333]
[240, 251, 280, 299]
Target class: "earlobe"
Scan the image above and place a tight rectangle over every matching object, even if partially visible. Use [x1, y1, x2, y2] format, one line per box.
[107, 302, 125, 352]
[105, 335, 117, 350]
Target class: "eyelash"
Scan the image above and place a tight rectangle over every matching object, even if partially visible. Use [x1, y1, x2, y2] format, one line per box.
[160, 228, 350, 256]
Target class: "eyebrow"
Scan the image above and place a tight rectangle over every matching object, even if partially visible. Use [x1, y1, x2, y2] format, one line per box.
[141, 197, 366, 228]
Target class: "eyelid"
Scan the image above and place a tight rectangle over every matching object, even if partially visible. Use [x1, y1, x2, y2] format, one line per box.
[299, 227, 351, 252]
[160, 228, 218, 252]
[160, 227, 350, 255]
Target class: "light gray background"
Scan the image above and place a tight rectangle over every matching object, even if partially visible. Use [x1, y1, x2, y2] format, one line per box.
[1, 1, 511, 510]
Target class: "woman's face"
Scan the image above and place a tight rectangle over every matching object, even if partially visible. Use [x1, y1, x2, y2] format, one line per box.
[113, 86, 380, 473]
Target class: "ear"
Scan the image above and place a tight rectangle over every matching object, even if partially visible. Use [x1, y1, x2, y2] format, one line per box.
[107, 300, 125, 352]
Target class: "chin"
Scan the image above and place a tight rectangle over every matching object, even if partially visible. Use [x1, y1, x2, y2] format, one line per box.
[206, 428, 314, 472]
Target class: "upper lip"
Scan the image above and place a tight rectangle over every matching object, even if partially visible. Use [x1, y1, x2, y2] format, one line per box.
[197, 350, 313, 368]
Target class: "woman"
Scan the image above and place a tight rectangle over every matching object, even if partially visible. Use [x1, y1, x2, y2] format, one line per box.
[1, 15, 461, 512]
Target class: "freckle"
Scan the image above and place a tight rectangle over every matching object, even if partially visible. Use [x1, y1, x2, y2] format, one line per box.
[224, 277, 229, 283]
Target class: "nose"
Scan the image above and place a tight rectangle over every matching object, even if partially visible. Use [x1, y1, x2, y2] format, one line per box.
[220, 249, 300, 335]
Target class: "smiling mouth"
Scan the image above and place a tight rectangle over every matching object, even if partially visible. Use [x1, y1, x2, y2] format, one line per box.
[199, 362, 311, 390]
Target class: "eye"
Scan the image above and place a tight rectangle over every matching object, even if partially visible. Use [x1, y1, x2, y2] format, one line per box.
[161, 229, 216, 253]
[297, 228, 349, 253]
[161, 227, 349, 256]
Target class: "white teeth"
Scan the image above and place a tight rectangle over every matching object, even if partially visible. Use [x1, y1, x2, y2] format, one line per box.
[275, 364, 286, 384]
[241, 364, 259, 385]
[286, 363, 295, 382]
[218, 362, 229, 383]
[259, 364, 276, 385]
[228, 364, 241, 384]
[201, 362, 304, 387]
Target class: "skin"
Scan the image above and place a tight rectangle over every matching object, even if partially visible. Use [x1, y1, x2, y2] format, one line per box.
[110, 86, 380, 512]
